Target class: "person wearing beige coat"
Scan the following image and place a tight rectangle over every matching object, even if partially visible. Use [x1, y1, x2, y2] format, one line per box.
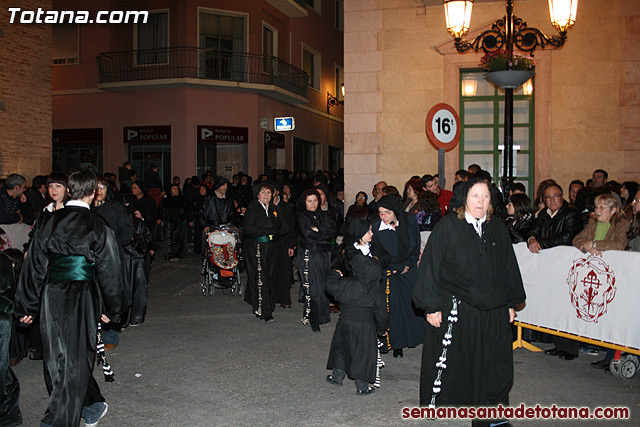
[573, 193, 631, 255]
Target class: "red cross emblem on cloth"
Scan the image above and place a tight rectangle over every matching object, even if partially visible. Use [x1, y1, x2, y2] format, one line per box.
[566, 255, 616, 323]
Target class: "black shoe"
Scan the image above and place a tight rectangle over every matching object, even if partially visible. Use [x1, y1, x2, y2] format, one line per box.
[558, 351, 577, 361]
[311, 324, 321, 333]
[356, 387, 376, 395]
[326, 375, 342, 386]
[591, 359, 610, 369]
[393, 349, 403, 358]
[264, 316, 274, 323]
[28, 349, 43, 361]
[544, 347, 561, 356]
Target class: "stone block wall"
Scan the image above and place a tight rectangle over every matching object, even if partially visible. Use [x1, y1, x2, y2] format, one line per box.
[0, 1, 53, 183]
[344, 0, 639, 199]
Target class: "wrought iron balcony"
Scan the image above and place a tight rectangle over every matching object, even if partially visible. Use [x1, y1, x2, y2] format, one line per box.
[96, 47, 309, 98]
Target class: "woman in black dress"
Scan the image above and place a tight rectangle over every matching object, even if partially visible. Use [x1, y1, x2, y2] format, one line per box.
[242, 183, 286, 323]
[371, 195, 424, 358]
[92, 176, 134, 345]
[296, 189, 336, 332]
[160, 184, 188, 260]
[413, 179, 526, 426]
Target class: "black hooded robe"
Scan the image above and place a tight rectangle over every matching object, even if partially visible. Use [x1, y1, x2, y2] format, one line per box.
[14, 205, 124, 427]
[412, 211, 526, 412]
[273, 199, 296, 305]
[325, 252, 388, 384]
[0, 254, 21, 426]
[296, 209, 336, 327]
[160, 194, 188, 259]
[371, 196, 424, 352]
[242, 200, 286, 320]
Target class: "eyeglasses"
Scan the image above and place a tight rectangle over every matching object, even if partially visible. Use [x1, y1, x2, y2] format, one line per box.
[543, 194, 562, 201]
[633, 198, 640, 204]
[357, 195, 366, 199]
[97, 184, 106, 189]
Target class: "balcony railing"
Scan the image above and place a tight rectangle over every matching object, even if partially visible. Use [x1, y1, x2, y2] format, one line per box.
[97, 47, 309, 98]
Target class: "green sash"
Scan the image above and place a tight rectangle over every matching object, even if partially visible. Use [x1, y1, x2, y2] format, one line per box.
[48, 255, 96, 282]
[254, 234, 279, 243]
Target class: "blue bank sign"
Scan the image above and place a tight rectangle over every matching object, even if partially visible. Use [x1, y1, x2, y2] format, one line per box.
[274, 117, 295, 132]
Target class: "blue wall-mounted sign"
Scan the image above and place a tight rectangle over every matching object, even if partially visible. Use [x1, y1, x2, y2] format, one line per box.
[274, 117, 295, 132]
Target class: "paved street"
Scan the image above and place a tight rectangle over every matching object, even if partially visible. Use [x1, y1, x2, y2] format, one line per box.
[13, 253, 640, 426]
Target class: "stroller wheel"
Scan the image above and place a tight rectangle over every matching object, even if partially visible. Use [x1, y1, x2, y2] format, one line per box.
[201, 282, 207, 296]
[620, 359, 637, 379]
[231, 284, 237, 296]
[609, 360, 621, 377]
[208, 279, 215, 296]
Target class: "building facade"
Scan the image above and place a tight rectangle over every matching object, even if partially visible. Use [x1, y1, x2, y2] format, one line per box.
[0, 1, 53, 181]
[344, 0, 640, 201]
[53, 0, 344, 182]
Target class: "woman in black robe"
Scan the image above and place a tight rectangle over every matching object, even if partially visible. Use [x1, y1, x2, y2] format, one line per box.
[191, 184, 209, 255]
[160, 184, 188, 260]
[92, 176, 134, 346]
[0, 252, 21, 425]
[242, 183, 286, 322]
[325, 219, 387, 395]
[371, 195, 424, 358]
[412, 179, 526, 426]
[296, 189, 336, 332]
[272, 186, 297, 308]
[14, 169, 124, 427]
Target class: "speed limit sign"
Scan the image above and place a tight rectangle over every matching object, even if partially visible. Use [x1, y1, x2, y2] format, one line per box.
[425, 103, 460, 151]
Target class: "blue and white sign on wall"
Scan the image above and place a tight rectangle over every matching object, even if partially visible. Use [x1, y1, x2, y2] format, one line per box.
[274, 117, 295, 131]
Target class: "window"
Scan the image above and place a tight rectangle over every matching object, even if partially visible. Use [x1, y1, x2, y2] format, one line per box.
[199, 11, 246, 79]
[335, 0, 344, 31]
[459, 70, 534, 194]
[262, 23, 277, 74]
[52, 24, 79, 65]
[305, 0, 321, 14]
[302, 44, 320, 90]
[294, 138, 317, 172]
[335, 64, 344, 101]
[136, 11, 168, 64]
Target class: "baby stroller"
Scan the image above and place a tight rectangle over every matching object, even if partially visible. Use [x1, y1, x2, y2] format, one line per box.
[201, 224, 243, 297]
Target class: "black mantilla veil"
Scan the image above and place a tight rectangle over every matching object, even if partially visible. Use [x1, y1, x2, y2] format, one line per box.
[376, 195, 412, 259]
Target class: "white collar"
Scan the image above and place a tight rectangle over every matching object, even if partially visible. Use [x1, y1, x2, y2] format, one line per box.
[260, 202, 269, 216]
[465, 211, 487, 224]
[353, 241, 371, 256]
[378, 219, 399, 231]
[67, 200, 90, 209]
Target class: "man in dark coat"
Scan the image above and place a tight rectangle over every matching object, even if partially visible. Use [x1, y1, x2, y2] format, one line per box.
[527, 183, 584, 360]
[14, 169, 125, 427]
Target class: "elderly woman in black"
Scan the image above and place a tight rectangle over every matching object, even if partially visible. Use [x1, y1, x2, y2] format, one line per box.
[413, 179, 526, 426]
[296, 189, 336, 333]
[242, 183, 286, 323]
[345, 191, 370, 221]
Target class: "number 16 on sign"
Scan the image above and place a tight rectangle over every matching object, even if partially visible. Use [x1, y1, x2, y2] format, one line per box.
[425, 103, 461, 188]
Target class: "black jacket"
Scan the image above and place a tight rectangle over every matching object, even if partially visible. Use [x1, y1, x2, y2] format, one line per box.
[200, 194, 234, 229]
[505, 214, 535, 244]
[528, 203, 583, 249]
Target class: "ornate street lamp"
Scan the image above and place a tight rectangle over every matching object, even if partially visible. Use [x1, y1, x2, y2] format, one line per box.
[443, 0, 577, 194]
